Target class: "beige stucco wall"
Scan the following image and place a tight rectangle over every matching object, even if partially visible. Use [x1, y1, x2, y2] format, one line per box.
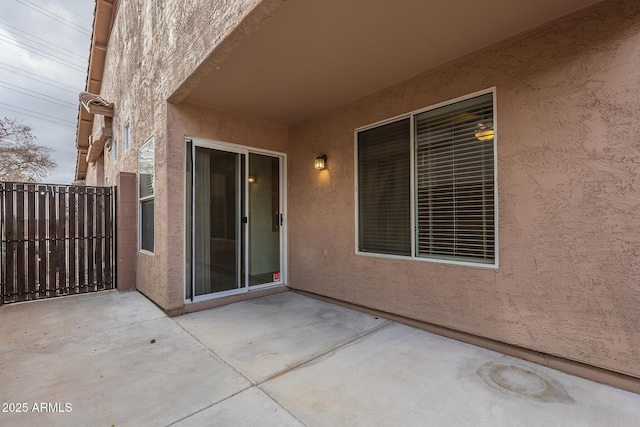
[83, 153, 104, 186]
[92, 0, 282, 309]
[287, 0, 640, 378]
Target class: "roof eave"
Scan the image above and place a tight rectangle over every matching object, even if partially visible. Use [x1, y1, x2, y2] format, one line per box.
[74, 0, 118, 182]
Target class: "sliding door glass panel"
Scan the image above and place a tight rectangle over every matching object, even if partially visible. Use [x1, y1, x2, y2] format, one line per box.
[194, 147, 244, 296]
[248, 153, 281, 285]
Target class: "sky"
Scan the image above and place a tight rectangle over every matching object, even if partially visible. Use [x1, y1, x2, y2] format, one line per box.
[0, 0, 94, 184]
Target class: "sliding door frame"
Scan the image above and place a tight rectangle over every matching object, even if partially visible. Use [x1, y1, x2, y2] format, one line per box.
[184, 137, 287, 304]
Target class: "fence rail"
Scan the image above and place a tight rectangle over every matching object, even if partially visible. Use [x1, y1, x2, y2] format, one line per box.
[0, 182, 115, 304]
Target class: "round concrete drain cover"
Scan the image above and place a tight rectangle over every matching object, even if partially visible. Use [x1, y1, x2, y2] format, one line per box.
[476, 362, 573, 403]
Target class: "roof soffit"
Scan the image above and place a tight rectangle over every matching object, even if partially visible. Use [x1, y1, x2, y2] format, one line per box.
[182, 0, 602, 124]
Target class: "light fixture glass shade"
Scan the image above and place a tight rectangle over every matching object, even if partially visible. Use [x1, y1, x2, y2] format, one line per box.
[475, 123, 494, 141]
[314, 155, 327, 170]
[248, 175, 256, 183]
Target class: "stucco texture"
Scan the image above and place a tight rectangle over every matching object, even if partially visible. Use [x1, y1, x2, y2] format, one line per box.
[287, 0, 640, 378]
[94, 0, 284, 310]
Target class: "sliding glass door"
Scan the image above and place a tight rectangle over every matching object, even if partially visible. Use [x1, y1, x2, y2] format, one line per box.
[186, 140, 285, 301]
[193, 147, 244, 296]
[248, 153, 281, 286]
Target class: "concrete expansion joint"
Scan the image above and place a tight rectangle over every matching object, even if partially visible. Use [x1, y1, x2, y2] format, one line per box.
[165, 384, 256, 427]
[247, 321, 395, 427]
[172, 318, 254, 384]
[168, 306, 392, 427]
[167, 316, 310, 427]
[255, 319, 394, 387]
[256, 385, 309, 427]
[165, 382, 309, 427]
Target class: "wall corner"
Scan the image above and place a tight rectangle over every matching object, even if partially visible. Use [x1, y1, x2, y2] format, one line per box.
[116, 171, 137, 291]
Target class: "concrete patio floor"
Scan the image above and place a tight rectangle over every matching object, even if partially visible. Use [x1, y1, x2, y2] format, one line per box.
[1, 290, 639, 426]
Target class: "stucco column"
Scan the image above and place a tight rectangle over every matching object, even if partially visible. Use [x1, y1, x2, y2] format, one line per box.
[116, 172, 136, 291]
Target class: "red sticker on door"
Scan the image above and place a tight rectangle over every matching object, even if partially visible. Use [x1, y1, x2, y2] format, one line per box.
[273, 272, 280, 281]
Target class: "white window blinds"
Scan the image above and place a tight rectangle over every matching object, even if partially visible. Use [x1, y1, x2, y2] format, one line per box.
[357, 118, 411, 256]
[415, 93, 495, 263]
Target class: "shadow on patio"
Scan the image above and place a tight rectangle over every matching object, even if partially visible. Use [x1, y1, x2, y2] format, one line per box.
[1, 290, 638, 426]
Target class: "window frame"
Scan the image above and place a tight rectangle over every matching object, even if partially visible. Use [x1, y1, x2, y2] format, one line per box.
[138, 137, 155, 254]
[357, 117, 412, 256]
[354, 88, 498, 269]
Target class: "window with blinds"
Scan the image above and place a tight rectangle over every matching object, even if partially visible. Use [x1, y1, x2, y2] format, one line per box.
[357, 118, 411, 256]
[355, 91, 496, 266]
[415, 93, 494, 263]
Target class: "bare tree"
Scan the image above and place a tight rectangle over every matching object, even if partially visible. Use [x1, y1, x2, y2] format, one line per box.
[0, 117, 57, 182]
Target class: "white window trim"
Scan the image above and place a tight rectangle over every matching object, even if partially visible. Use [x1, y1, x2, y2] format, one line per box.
[138, 137, 155, 254]
[354, 87, 499, 269]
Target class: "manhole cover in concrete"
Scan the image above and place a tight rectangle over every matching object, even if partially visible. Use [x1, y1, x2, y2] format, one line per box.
[476, 362, 573, 403]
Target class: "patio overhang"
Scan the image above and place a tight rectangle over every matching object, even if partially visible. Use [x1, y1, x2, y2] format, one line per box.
[174, 0, 601, 125]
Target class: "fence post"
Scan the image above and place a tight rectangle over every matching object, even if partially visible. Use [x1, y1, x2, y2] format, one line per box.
[115, 172, 136, 291]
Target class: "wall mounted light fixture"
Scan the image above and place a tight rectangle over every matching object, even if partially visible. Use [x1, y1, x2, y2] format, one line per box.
[248, 175, 256, 183]
[475, 122, 494, 141]
[315, 154, 327, 170]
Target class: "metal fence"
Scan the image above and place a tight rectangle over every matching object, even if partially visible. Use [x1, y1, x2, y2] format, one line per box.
[0, 182, 115, 304]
